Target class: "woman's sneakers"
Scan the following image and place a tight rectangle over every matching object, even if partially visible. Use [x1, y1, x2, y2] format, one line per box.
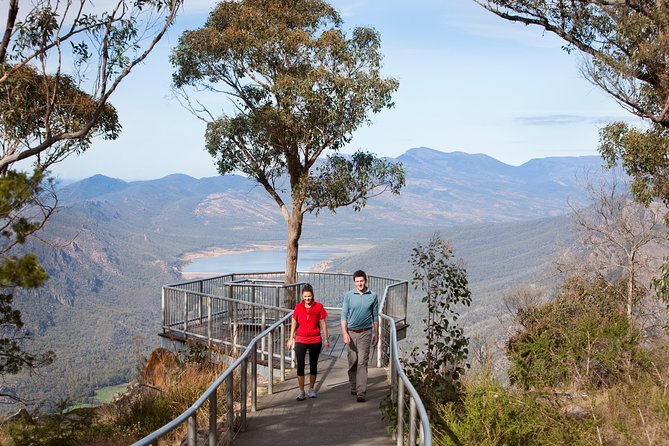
[296, 388, 317, 400]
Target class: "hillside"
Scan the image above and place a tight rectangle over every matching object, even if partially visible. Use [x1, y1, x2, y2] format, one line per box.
[8, 148, 607, 409]
[323, 215, 575, 354]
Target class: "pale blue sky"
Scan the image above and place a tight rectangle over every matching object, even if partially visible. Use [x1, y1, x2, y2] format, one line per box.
[50, 0, 632, 181]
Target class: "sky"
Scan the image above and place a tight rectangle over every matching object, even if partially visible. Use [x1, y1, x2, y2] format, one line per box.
[47, 0, 633, 181]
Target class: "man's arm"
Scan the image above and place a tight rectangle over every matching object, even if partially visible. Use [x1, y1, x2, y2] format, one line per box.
[372, 293, 380, 346]
[341, 319, 350, 344]
[341, 292, 350, 344]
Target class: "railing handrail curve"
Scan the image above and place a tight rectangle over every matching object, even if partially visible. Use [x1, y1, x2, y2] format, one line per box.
[139, 272, 432, 445]
[131, 311, 293, 446]
[379, 282, 432, 446]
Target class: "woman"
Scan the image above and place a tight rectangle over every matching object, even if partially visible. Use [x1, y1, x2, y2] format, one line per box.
[287, 283, 330, 400]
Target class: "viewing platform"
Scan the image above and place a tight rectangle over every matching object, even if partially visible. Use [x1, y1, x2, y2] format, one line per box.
[134, 272, 430, 446]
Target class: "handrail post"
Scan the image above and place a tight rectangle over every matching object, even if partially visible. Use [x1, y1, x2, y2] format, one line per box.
[409, 397, 417, 446]
[183, 290, 188, 334]
[199, 280, 204, 323]
[207, 296, 212, 347]
[268, 328, 274, 395]
[188, 414, 196, 446]
[240, 358, 248, 430]
[279, 318, 286, 381]
[252, 341, 258, 412]
[261, 309, 267, 361]
[226, 374, 234, 446]
[376, 316, 383, 368]
[208, 391, 217, 446]
[227, 299, 234, 353]
[232, 300, 238, 355]
[161, 287, 165, 332]
[396, 378, 405, 446]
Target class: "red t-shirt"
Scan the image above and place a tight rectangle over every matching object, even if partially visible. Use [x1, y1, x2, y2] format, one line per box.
[293, 301, 328, 344]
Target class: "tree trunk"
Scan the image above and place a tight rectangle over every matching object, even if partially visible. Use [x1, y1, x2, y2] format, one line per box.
[627, 265, 634, 320]
[284, 208, 303, 307]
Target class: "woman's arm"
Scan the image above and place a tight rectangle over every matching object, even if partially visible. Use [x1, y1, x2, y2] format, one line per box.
[320, 319, 330, 348]
[287, 316, 297, 348]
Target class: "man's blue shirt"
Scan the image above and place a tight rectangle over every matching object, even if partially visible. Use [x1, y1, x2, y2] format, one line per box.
[341, 288, 379, 330]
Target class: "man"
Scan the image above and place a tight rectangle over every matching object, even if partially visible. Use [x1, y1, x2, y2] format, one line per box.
[340, 270, 379, 402]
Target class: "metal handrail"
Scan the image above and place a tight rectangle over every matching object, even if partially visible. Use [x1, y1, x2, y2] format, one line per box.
[132, 311, 293, 446]
[379, 282, 432, 446]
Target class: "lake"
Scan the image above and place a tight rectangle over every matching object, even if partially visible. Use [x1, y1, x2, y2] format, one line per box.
[181, 247, 345, 274]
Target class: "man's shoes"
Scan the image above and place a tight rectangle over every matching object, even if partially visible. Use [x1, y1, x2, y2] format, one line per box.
[296, 390, 306, 401]
[356, 395, 366, 403]
[307, 388, 317, 398]
[350, 389, 357, 395]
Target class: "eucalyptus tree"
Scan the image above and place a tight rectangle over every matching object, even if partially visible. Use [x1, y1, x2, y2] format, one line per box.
[475, 0, 669, 316]
[566, 176, 668, 321]
[474, 1, 669, 205]
[171, 0, 405, 293]
[0, 0, 181, 398]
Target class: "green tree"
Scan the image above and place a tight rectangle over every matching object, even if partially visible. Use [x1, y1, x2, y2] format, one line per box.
[0, 0, 181, 402]
[564, 174, 668, 321]
[475, 0, 669, 323]
[403, 234, 471, 405]
[474, 1, 669, 204]
[507, 276, 646, 390]
[170, 0, 405, 292]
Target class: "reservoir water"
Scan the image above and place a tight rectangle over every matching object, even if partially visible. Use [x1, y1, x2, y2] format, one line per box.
[181, 247, 345, 274]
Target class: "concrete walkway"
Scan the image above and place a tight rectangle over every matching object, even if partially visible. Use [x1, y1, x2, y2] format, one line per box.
[232, 355, 395, 446]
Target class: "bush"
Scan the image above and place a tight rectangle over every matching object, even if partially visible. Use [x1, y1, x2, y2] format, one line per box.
[403, 234, 471, 406]
[1, 348, 231, 445]
[432, 373, 598, 446]
[507, 277, 647, 390]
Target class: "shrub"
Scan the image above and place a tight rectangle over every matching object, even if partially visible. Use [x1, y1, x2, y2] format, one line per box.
[507, 277, 647, 390]
[432, 373, 598, 446]
[402, 234, 471, 407]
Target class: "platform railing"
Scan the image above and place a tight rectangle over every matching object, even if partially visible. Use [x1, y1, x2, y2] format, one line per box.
[136, 272, 431, 446]
[379, 281, 432, 446]
[132, 311, 292, 446]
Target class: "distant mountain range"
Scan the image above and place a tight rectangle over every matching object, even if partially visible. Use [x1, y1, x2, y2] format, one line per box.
[56, 147, 607, 240]
[11, 147, 611, 409]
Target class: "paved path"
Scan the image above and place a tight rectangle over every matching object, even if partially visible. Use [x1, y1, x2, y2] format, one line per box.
[232, 350, 395, 445]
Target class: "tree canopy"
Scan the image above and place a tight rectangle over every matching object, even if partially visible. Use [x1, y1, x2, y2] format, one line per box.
[475, 1, 669, 206]
[171, 0, 405, 288]
[0, 0, 181, 401]
[1, 0, 181, 173]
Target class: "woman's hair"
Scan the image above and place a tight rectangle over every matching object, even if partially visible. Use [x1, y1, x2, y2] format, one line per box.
[302, 283, 314, 296]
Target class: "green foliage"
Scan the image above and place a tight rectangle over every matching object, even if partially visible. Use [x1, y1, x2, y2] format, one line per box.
[0, 171, 55, 385]
[0, 64, 120, 170]
[307, 151, 405, 213]
[477, 1, 669, 322]
[403, 233, 471, 405]
[507, 277, 647, 390]
[476, 1, 669, 205]
[1, 0, 181, 173]
[432, 373, 598, 446]
[653, 260, 669, 330]
[595, 343, 669, 444]
[3, 406, 96, 446]
[0, 0, 181, 405]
